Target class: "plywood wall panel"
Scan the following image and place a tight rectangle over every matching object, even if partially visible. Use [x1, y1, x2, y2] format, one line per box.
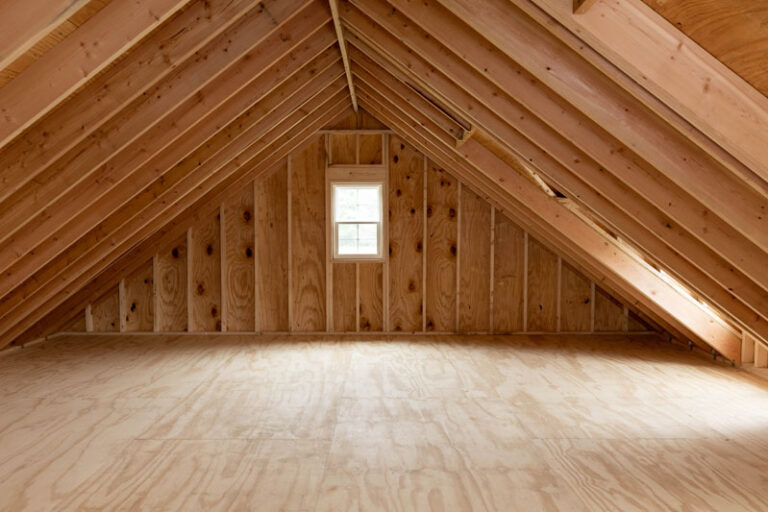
[222, 189, 255, 332]
[492, 212, 525, 333]
[527, 237, 558, 331]
[255, 165, 289, 332]
[333, 263, 357, 332]
[155, 239, 187, 332]
[425, 162, 457, 331]
[120, 259, 154, 332]
[458, 186, 491, 332]
[560, 262, 591, 332]
[329, 133, 356, 165]
[359, 262, 383, 331]
[71, 123, 657, 338]
[595, 287, 625, 331]
[388, 135, 424, 332]
[290, 137, 326, 332]
[63, 311, 86, 332]
[629, 310, 652, 332]
[90, 289, 119, 332]
[358, 134, 383, 165]
[189, 214, 221, 332]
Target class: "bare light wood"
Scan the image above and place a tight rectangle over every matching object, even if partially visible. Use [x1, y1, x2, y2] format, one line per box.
[458, 186, 491, 333]
[290, 136, 328, 332]
[0, 0, 188, 148]
[388, 135, 425, 332]
[1, 333, 767, 510]
[222, 188, 256, 332]
[255, 165, 290, 332]
[328, 0, 358, 111]
[425, 162, 458, 332]
[189, 213, 222, 332]
[120, 259, 154, 332]
[154, 238, 187, 332]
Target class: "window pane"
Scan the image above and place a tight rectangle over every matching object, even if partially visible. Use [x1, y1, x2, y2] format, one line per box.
[338, 223, 358, 241]
[337, 223, 379, 256]
[358, 223, 377, 241]
[334, 185, 381, 222]
[338, 237, 358, 255]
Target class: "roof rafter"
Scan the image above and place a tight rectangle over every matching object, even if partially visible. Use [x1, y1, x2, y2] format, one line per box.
[0, 15, 338, 300]
[356, 78, 740, 360]
[0, 0, 191, 149]
[5, 84, 350, 347]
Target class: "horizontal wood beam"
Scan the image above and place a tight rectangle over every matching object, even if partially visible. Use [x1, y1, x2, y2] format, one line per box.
[0, 0, 189, 149]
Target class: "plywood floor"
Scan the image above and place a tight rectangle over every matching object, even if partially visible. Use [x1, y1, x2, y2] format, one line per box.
[1, 334, 768, 511]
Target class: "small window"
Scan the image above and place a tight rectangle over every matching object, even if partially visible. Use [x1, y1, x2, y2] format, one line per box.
[332, 182, 383, 259]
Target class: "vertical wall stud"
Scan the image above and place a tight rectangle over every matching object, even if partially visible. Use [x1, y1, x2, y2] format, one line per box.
[118, 278, 127, 332]
[287, 157, 293, 332]
[85, 304, 94, 333]
[219, 204, 228, 333]
[556, 255, 562, 332]
[186, 227, 193, 331]
[253, 180, 260, 333]
[522, 231, 528, 333]
[152, 254, 159, 333]
[422, 156, 428, 332]
[489, 207, 496, 334]
[590, 281, 596, 333]
[742, 331, 755, 364]
[455, 181, 462, 332]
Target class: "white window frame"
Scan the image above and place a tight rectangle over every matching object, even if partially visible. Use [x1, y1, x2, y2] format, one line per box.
[331, 181, 385, 260]
[326, 167, 387, 262]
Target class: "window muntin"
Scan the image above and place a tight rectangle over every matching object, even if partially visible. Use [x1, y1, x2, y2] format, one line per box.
[331, 183, 383, 259]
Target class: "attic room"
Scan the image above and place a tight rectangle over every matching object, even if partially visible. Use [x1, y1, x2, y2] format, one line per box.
[1, 0, 767, 509]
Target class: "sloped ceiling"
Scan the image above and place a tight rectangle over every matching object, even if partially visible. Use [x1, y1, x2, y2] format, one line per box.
[0, 0, 766, 364]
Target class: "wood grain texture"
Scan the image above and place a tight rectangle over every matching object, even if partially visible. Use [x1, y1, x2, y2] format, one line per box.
[358, 262, 383, 331]
[255, 165, 289, 332]
[120, 259, 153, 332]
[155, 238, 187, 332]
[333, 263, 357, 332]
[62, 310, 86, 332]
[290, 137, 327, 332]
[189, 214, 222, 332]
[527, 237, 559, 331]
[629, 310, 651, 332]
[595, 286, 626, 332]
[358, 134, 383, 164]
[459, 186, 491, 332]
[493, 212, 525, 333]
[1, 333, 767, 510]
[641, 0, 768, 96]
[561, 262, 592, 332]
[222, 189, 255, 332]
[388, 135, 424, 332]
[425, 161, 457, 332]
[89, 288, 119, 332]
[329, 133, 356, 164]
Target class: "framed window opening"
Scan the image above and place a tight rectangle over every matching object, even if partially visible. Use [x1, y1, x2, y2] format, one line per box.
[331, 181, 385, 260]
